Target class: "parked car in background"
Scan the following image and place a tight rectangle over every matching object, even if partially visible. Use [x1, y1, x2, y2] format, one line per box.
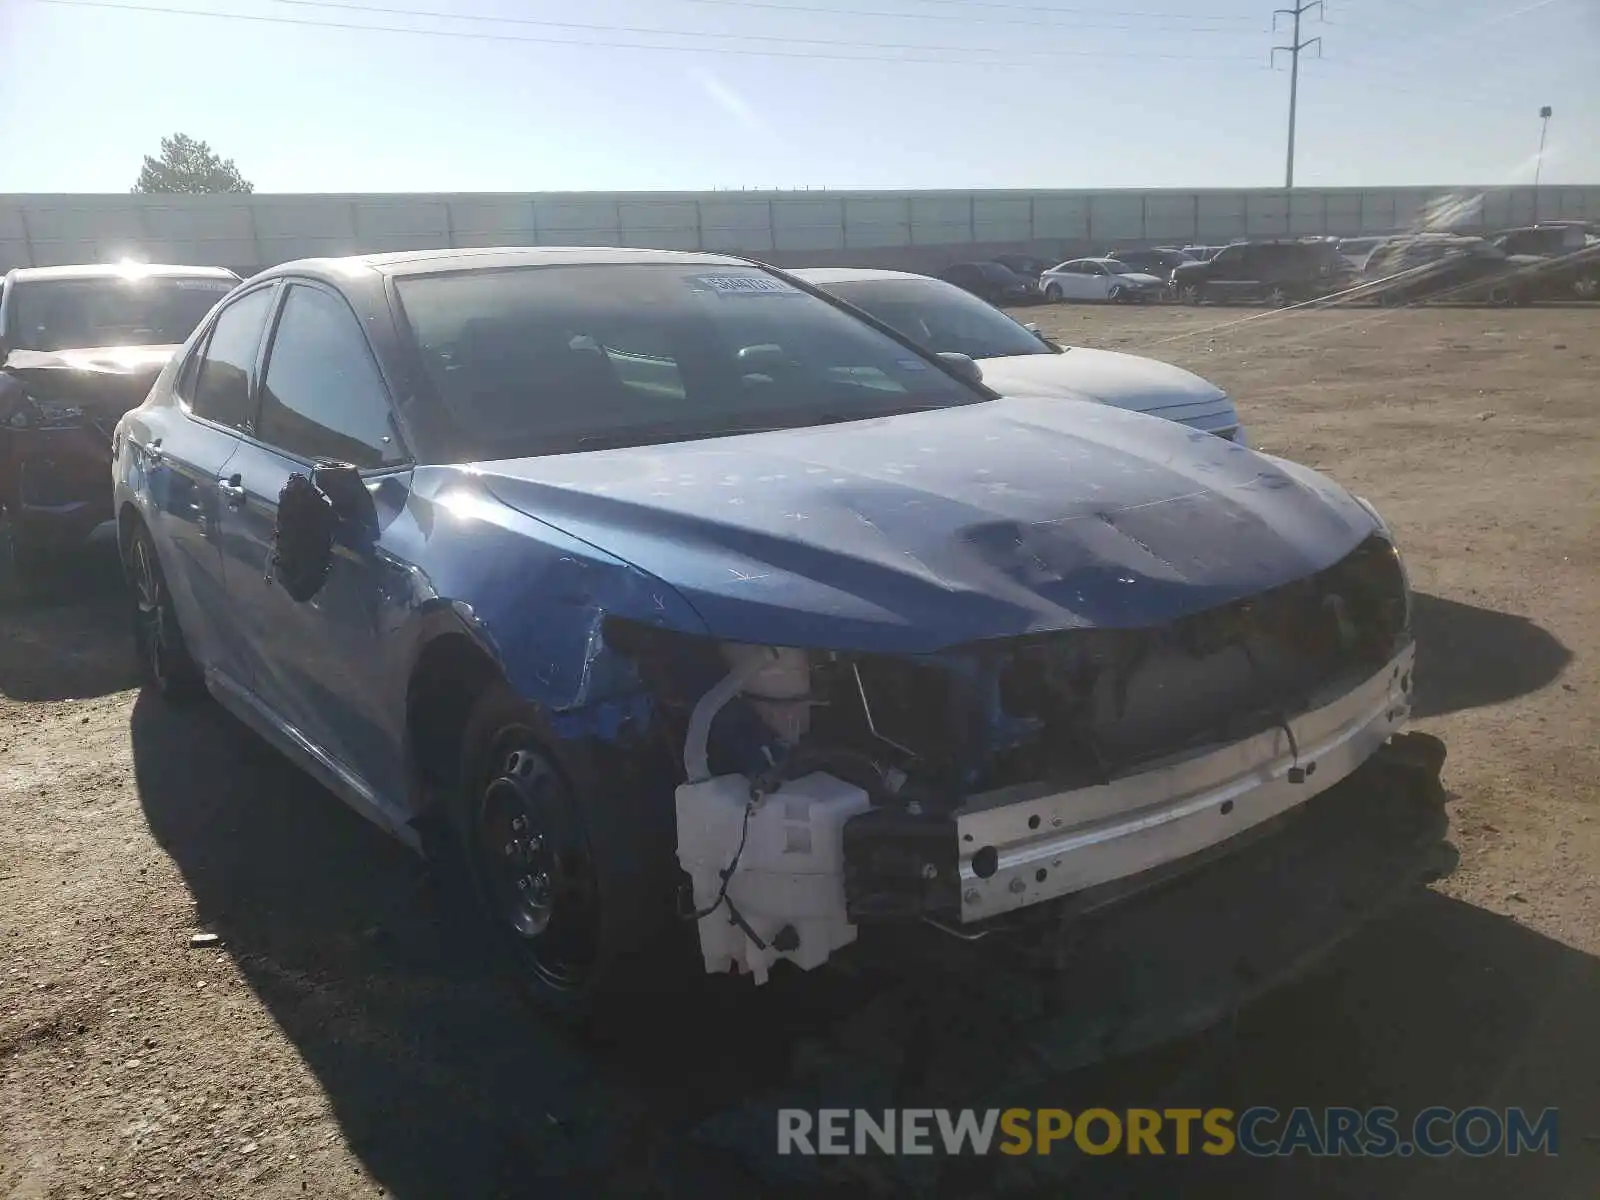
[115, 246, 1428, 1017]
[0, 261, 240, 593]
[1105, 247, 1195, 281]
[794, 266, 1245, 442]
[1038, 258, 1167, 304]
[990, 254, 1051, 284]
[1492, 224, 1587, 257]
[936, 261, 1037, 305]
[1357, 236, 1536, 307]
[1172, 239, 1347, 306]
[1490, 224, 1600, 300]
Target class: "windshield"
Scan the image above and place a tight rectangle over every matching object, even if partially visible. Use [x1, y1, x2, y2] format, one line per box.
[395, 263, 985, 459]
[823, 277, 1051, 362]
[5, 275, 235, 353]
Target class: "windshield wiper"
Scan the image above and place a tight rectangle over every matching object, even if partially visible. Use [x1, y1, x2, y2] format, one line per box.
[571, 404, 967, 452]
[573, 420, 794, 451]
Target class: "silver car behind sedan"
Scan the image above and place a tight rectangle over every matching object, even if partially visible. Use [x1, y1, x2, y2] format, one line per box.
[793, 267, 1245, 443]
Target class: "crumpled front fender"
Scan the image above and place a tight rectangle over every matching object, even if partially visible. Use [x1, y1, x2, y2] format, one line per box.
[391, 467, 713, 727]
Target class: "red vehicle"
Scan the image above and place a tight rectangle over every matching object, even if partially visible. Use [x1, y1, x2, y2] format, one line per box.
[0, 262, 239, 593]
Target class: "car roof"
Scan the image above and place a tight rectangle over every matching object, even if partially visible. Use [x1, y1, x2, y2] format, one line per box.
[255, 245, 758, 284]
[6, 262, 240, 283]
[789, 267, 929, 285]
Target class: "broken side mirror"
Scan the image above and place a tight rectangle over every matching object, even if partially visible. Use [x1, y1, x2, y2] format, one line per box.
[311, 461, 378, 543]
[271, 472, 338, 603]
[936, 351, 984, 385]
[270, 462, 377, 603]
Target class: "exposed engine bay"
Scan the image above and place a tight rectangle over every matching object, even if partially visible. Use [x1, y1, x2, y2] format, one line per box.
[609, 532, 1418, 983]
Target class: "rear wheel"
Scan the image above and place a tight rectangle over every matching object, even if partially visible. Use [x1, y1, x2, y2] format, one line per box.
[1180, 283, 1204, 306]
[1573, 273, 1598, 301]
[1265, 284, 1292, 307]
[455, 684, 691, 1019]
[1486, 284, 1514, 308]
[124, 521, 205, 702]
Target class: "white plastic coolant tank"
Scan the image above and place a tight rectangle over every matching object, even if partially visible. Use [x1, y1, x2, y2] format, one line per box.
[675, 771, 873, 984]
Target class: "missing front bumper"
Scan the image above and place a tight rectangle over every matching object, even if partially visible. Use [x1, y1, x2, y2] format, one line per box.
[953, 643, 1415, 922]
[841, 644, 1415, 925]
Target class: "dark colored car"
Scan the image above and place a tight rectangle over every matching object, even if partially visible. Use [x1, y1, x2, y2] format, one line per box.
[1171, 240, 1347, 306]
[0, 262, 240, 590]
[1105, 247, 1195, 282]
[1490, 225, 1600, 300]
[936, 260, 1037, 305]
[990, 254, 1051, 283]
[111, 246, 1436, 1018]
[1358, 237, 1536, 307]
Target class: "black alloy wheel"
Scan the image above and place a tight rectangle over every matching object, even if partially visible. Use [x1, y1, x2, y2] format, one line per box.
[125, 523, 204, 700]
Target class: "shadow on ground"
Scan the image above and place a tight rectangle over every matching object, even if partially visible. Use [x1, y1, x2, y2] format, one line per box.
[1411, 591, 1572, 720]
[127, 690, 865, 1198]
[31, 574, 1564, 1199]
[0, 537, 136, 702]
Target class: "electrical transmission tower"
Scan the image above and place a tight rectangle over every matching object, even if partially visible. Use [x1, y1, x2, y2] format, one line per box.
[1273, 1, 1322, 188]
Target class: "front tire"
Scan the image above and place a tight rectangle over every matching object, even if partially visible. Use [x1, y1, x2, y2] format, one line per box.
[123, 522, 205, 702]
[1180, 283, 1204, 306]
[455, 684, 691, 1019]
[1045, 283, 1063, 302]
[1107, 284, 1125, 304]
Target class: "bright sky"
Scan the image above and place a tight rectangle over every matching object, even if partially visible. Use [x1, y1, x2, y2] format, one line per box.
[0, 0, 1595, 193]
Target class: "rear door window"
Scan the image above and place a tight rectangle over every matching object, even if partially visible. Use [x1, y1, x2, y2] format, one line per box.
[189, 286, 277, 432]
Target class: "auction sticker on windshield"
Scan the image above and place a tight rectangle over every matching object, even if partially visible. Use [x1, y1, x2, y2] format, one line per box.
[690, 274, 799, 296]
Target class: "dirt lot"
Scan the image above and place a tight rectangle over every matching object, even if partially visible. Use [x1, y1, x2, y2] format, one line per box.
[2, 303, 1597, 1199]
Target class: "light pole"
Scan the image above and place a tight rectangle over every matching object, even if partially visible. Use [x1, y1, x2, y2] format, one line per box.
[1535, 105, 1552, 218]
[1273, 1, 1323, 189]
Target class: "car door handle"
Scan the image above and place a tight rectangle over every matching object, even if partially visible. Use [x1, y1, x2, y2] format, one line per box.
[144, 438, 164, 464]
[218, 476, 246, 508]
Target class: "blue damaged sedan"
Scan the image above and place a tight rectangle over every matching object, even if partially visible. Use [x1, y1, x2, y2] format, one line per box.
[112, 248, 1438, 1016]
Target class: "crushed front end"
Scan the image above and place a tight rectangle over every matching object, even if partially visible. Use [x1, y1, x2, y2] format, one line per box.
[0, 346, 174, 557]
[616, 531, 1439, 984]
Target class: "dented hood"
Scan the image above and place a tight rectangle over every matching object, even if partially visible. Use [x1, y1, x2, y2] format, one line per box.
[476, 396, 1380, 653]
[2, 344, 178, 418]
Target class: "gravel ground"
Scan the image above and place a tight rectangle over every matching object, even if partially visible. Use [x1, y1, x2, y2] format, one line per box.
[2, 302, 1596, 1199]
